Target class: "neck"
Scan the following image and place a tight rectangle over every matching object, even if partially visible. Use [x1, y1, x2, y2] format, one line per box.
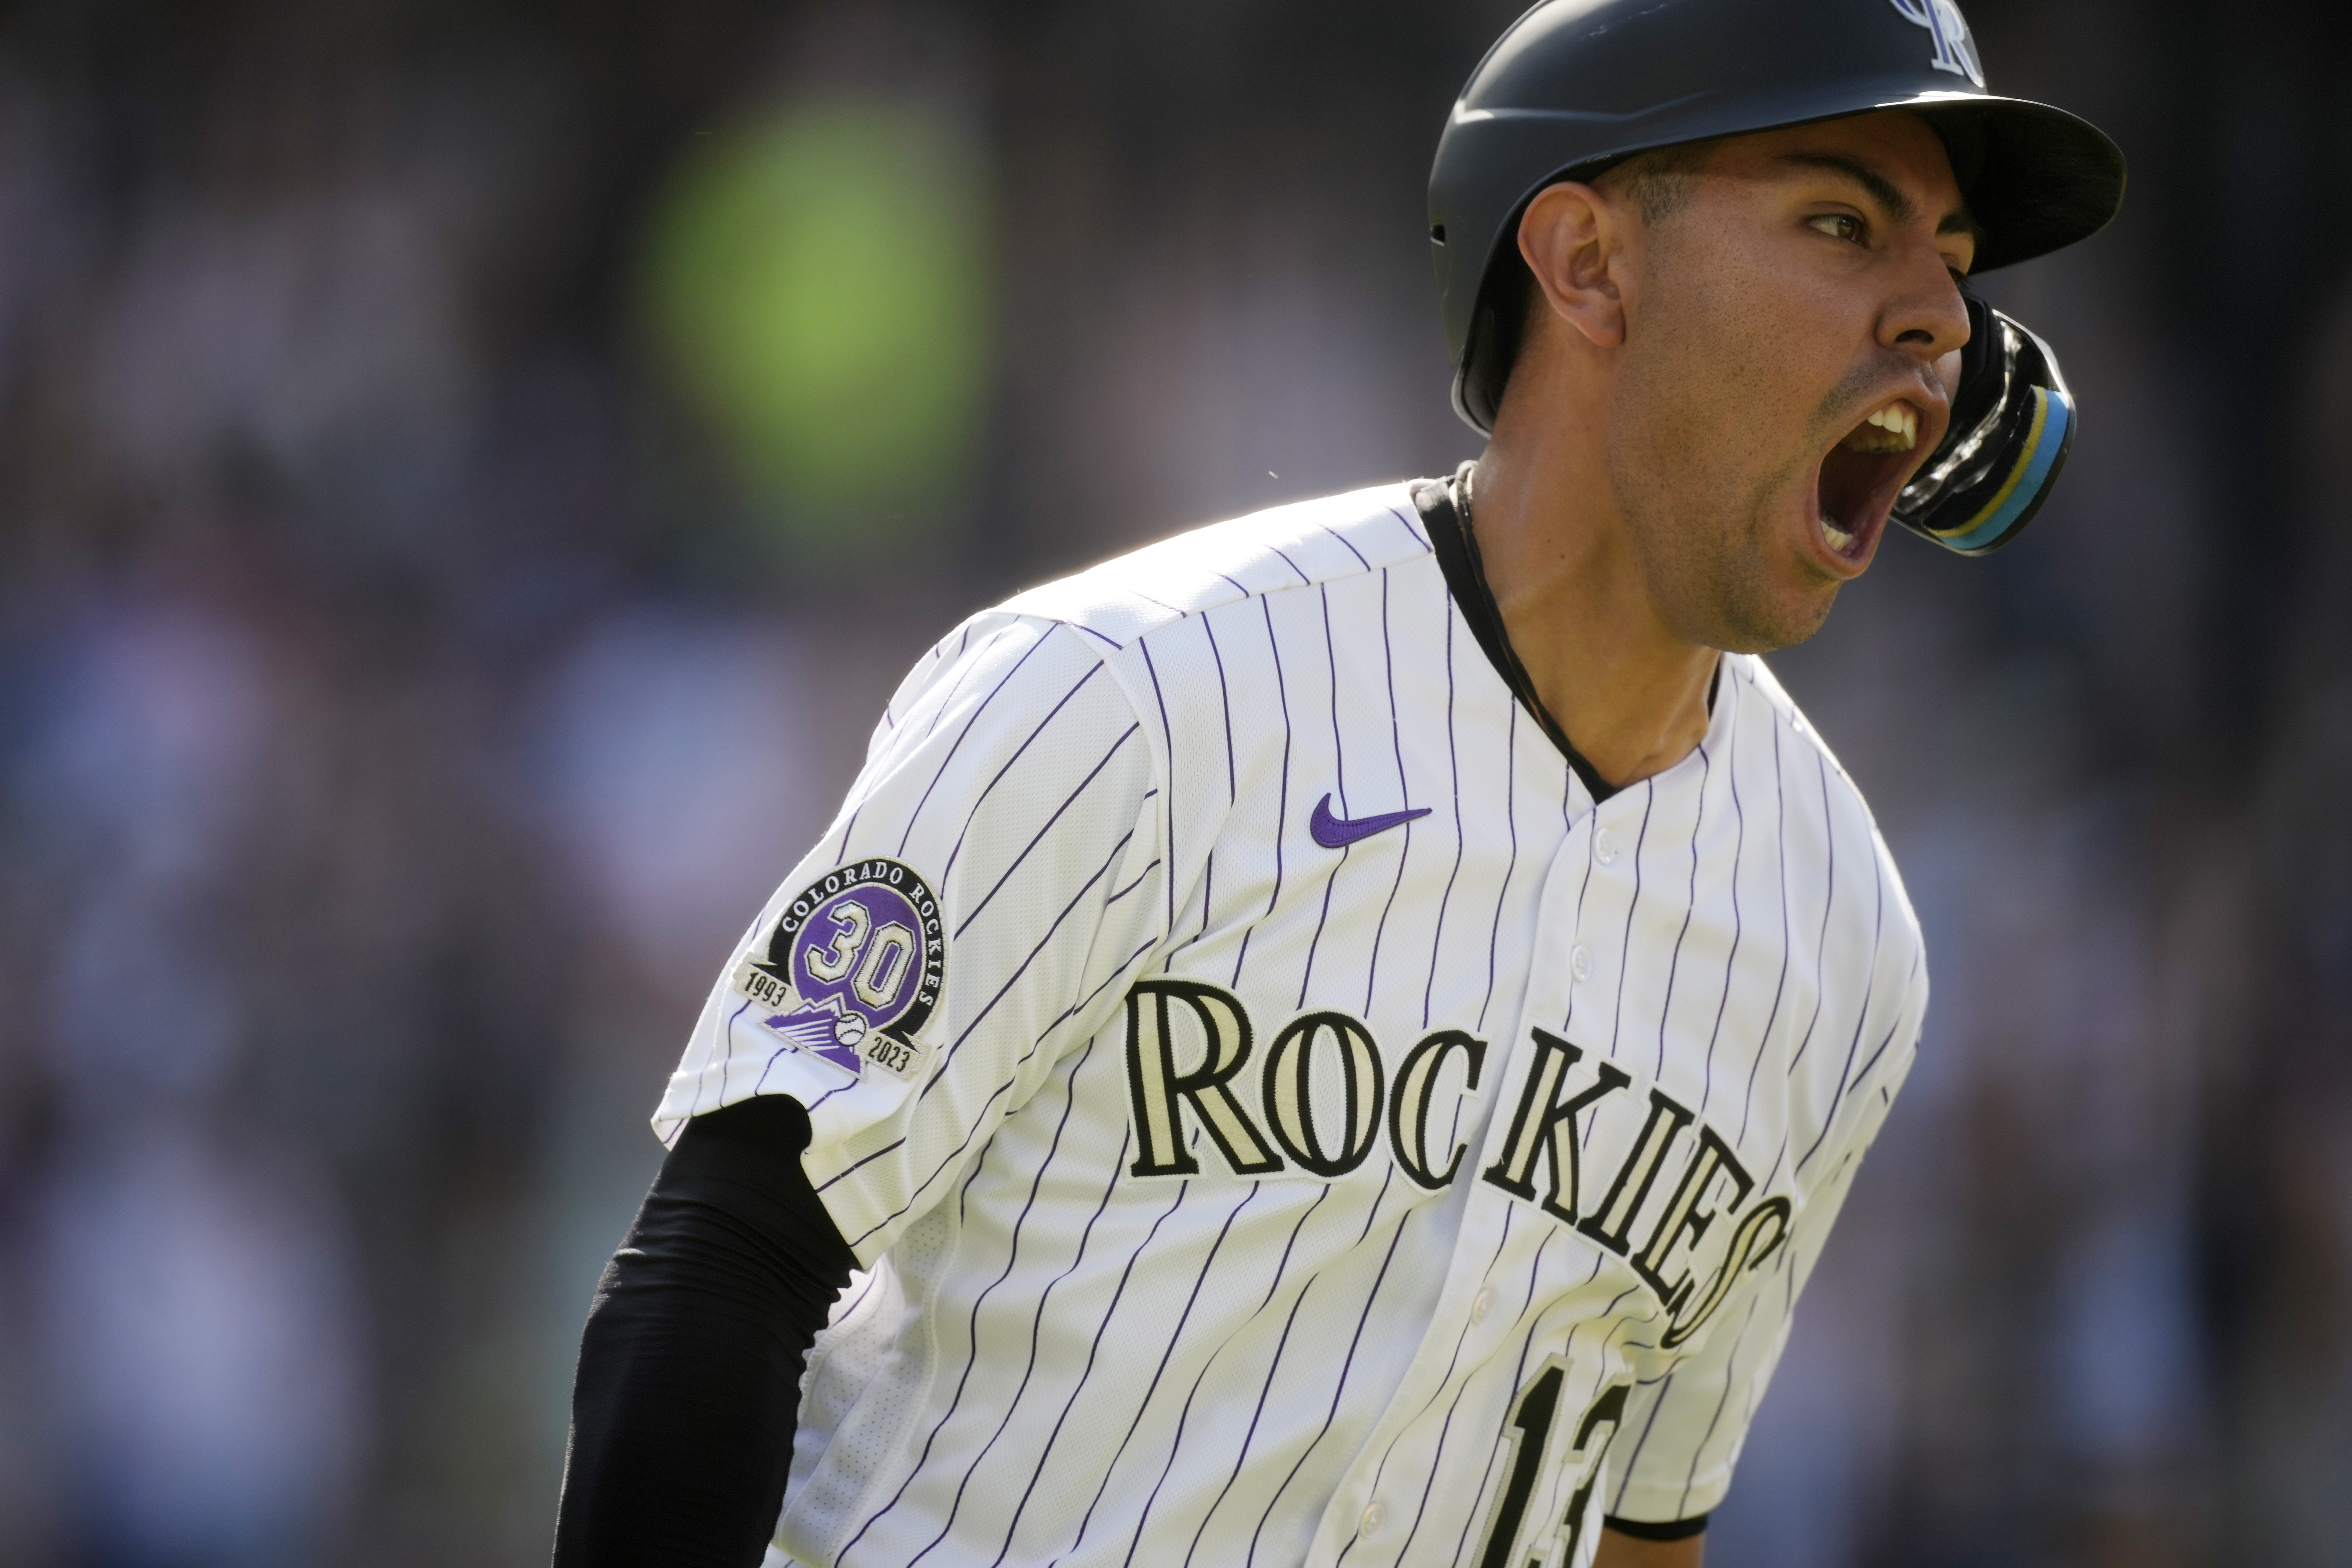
[1469, 419, 1719, 791]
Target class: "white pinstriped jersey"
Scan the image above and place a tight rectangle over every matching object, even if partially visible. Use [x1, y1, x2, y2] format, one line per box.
[655, 480, 1928, 1568]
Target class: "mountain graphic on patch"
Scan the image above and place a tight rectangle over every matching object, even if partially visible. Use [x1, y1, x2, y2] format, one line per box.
[764, 995, 866, 1076]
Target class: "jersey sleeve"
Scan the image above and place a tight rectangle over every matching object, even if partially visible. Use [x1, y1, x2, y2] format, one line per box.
[1603, 945, 1928, 1527]
[653, 613, 1170, 1265]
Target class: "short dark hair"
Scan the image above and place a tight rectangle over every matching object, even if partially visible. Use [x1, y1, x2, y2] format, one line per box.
[1467, 141, 1713, 426]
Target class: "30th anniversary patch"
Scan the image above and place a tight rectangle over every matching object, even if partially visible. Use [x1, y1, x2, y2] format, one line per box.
[733, 857, 945, 1082]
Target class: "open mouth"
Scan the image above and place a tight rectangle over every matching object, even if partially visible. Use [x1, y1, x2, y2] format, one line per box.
[1811, 399, 1926, 563]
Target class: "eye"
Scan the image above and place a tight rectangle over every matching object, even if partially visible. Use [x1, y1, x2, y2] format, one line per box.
[1807, 212, 1865, 244]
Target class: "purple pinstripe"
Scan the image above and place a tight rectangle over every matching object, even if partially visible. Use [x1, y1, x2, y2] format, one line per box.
[1363, 570, 1416, 1017]
[1228, 597, 1293, 990]
[1422, 603, 1464, 1030]
[878, 1041, 1118, 1564]
[1320, 524, 1374, 572]
[1737, 704, 1795, 1147]
[1795, 852, 1892, 1176]
[1555, 771, 1603, 1037]
[982, 1177, 1196, 1568]
[1242, 1169, 1406, 1568]
[1340, 1210, 1522, 1567]
[938, 662, 1105, 885]
[892, 625, 1052, 857]
[1653, 744, 1711, 1080]
[1699, 693, 1748, 1116]
[1178, 1184, 1337, 1568]
[1606, 784, 1658, 1060]
[1052, 1182, 1269, 1565]
[954, 725, 1141, 938]
[1294, 585, 1354, 1009]
[1439, 1234, 1583, 1565]
[1380, 503, 1430, 550]
[1478, 707, 1520, 1034]
[1783, 753, 1841, 1076]
[1140, 640, 1180, 931]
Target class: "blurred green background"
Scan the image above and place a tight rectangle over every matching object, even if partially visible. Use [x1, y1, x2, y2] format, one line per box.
[645, 95, 991, 555]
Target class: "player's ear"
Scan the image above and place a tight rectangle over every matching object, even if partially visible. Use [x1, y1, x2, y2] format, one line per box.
[1517, 182, 1627, 351]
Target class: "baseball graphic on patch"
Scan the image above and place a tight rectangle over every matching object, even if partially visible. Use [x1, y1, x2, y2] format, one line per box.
[731, 857, 945, 1082]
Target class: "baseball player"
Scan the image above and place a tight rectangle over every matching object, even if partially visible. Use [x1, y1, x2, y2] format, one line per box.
[553, 2, 2124, 1565]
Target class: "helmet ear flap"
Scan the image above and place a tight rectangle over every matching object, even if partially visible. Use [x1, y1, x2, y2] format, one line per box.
[1892, 294, 2076, 555]
[1454, 246, 1537, 435]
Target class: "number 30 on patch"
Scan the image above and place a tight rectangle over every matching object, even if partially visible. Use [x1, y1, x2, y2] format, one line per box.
[732, 857, 946, 1083]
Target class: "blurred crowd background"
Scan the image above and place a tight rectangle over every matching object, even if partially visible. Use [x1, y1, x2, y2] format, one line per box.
[0, 0, 2346, 1565]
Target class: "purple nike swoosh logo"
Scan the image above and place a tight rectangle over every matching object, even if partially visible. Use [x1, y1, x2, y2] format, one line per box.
[1310, 792, 1431, 849]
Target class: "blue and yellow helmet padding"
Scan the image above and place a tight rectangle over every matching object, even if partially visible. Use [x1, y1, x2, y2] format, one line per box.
[1891, 299, 2076, 557]
[1926, 384, 2074, 555]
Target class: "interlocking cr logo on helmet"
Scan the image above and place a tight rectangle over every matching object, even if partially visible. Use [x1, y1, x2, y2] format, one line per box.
[1889, 0, 1984, 88]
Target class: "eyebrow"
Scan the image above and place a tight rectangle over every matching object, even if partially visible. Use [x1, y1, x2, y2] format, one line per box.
[1777, 150, 1981, 253]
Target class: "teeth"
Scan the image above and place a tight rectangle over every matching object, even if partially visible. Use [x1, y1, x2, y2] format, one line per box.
[1845, 401, 1918, 453]
[1820, 515, 1854, 552]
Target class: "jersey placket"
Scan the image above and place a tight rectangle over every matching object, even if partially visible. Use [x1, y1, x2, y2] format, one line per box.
[1307, 697, 1738, 1568]
[1297, 763, 1609, 1567]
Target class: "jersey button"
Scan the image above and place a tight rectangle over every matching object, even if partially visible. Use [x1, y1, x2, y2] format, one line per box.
[1472, 1288, 1494, 1323]
[1570, 944, 1593, 983]
[1595, 828, 1619, 865]
[1359, 1501, 1388, 1539]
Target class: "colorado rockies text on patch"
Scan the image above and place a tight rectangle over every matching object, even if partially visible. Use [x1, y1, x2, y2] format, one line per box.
[656, 480, 1928, 1568]
[732, 856, 945, 1083]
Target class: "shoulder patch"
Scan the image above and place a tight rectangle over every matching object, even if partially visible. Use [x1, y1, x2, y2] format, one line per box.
[733, 857, 946, 1083]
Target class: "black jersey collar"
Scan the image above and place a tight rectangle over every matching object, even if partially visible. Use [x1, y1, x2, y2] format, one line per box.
[1414, 464, 1720, 807]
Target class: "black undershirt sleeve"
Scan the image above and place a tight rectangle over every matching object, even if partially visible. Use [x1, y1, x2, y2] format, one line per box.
[1603, 1511, 1711, 1541]
[552, 1094, 856, 1568]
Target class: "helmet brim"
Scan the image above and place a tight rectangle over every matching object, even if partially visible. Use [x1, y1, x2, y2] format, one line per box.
[1508, 86, 2128, 276]
[1908, 94, 2127, 272]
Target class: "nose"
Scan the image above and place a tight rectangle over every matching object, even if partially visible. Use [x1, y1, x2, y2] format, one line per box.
[1882, 249, 1971, 368]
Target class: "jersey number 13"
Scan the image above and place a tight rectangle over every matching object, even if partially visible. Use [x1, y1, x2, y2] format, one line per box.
[1471, 1362, 1629, 1568]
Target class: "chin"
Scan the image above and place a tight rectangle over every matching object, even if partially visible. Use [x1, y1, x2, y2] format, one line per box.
[1692, 570, 1840, 655]
[1636, 484, 1849, 653]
